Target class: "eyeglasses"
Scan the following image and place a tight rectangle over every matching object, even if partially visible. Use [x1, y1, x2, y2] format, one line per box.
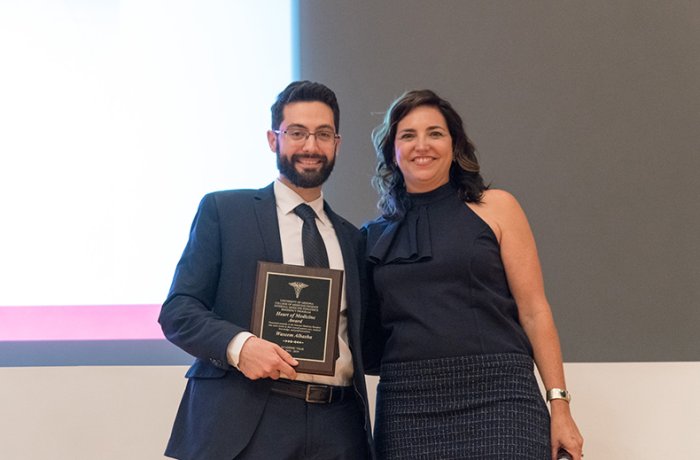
[274, 128, 340, 145]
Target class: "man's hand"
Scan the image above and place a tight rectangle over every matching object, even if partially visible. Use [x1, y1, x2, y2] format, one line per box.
[238, 336, 298, 380]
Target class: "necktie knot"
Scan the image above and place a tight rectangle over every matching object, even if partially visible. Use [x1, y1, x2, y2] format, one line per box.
[293, 203, 329, 268]
[294, 203, 318, 223]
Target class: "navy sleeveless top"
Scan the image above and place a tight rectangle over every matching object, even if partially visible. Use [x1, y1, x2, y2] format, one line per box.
[364, 182, 533, 363]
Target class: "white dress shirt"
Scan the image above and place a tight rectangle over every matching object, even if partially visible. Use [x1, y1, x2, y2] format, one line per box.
[227, 179, 354, 386]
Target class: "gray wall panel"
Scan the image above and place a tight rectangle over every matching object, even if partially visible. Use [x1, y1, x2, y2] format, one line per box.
[297, 0, 700, 361]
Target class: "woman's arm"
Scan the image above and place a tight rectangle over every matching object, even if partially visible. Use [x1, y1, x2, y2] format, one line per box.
[470, 189, 584, 460]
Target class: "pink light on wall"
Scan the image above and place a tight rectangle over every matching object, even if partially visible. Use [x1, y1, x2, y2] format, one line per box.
[0, 305, 165, 341]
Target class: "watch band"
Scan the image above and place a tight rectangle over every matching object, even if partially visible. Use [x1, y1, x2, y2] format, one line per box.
[546, 388, 571, 403]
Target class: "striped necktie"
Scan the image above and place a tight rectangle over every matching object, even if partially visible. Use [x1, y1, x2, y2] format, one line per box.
[293, 204, 330, 268]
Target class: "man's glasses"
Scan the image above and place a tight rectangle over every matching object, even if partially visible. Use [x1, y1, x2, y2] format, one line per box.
[274, 128, 340, 145]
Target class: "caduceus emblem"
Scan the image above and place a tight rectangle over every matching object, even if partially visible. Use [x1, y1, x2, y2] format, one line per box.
[288, 281, 309, 299]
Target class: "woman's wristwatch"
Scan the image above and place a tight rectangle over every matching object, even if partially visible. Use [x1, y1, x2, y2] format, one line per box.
[546, 388, 571, 403]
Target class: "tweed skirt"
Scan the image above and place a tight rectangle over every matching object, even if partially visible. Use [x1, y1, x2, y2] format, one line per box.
[374, 353, 550, 459]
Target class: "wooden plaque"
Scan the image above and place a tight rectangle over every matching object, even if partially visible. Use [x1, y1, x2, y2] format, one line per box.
[250, 261, 343, 375]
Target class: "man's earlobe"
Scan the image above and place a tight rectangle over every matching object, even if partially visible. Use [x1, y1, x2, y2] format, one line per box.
[266, 130, 277, 152]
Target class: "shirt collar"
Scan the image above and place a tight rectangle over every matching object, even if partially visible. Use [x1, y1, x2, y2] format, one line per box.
[274, 179, 331, 227]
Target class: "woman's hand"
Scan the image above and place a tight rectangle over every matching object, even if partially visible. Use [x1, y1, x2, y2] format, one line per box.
[550, 401, 584, 460]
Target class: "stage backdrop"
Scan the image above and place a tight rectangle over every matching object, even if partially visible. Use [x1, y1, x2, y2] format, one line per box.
[296, 0, 700, 362]
[0, 0, 294, 366]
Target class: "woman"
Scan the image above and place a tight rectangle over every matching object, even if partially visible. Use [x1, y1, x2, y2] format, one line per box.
[363, 89, 583, 459]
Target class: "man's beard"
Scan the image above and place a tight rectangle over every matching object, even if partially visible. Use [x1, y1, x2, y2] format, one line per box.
[276, 150, 336, 188]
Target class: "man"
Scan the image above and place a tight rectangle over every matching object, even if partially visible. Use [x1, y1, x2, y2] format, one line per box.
[159, 81, 373, 459]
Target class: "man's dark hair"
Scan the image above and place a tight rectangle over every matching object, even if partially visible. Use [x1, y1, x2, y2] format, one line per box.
[271, 81, 340, 132]
[371, 89, 487, 220]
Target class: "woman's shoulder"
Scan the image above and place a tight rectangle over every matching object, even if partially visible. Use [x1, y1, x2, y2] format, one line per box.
[362, 215, 391, 230]
[361, 215, 393, 241]
[468, 189, 527, 241]
[473, 188, 524, 217]
[479, 188, 520, 209]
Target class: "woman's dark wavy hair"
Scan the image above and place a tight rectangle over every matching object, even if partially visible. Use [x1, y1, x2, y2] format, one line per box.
[371, 89, 487, 220]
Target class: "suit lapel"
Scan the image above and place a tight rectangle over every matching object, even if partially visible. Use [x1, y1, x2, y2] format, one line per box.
[253, 183, 283, 263]
[325, 203, 361, 338]
[324, 203, 355, 275]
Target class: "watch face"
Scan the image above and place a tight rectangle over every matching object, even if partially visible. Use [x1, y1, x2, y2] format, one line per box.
[547, 389, 571, 402]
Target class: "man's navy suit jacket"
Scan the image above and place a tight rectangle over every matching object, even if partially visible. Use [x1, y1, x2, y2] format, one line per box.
[159, 183, 373, 460]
